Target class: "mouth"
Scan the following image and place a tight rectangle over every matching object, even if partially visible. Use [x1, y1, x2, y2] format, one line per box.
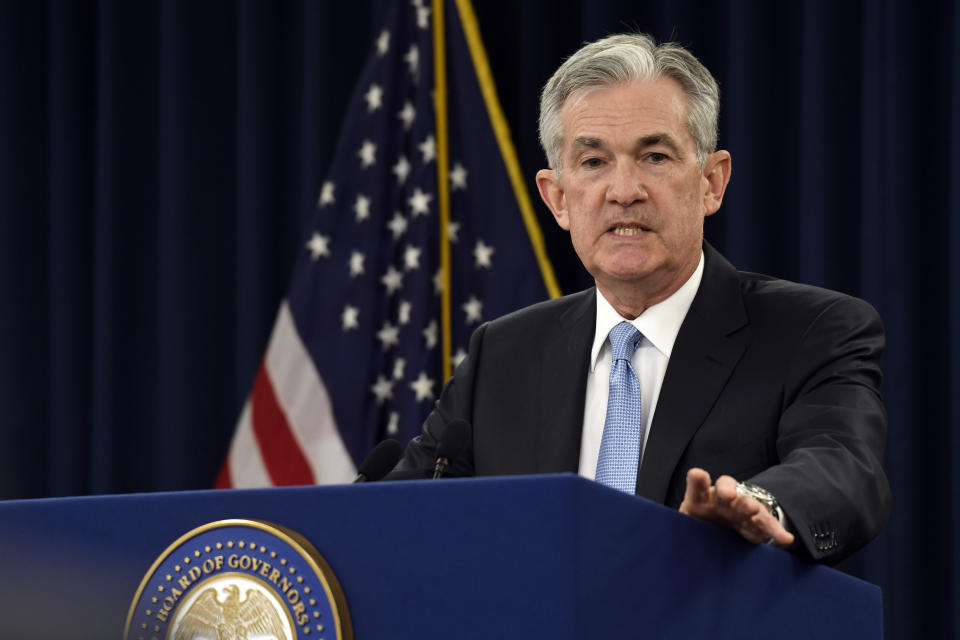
[607, 223, 651, 236]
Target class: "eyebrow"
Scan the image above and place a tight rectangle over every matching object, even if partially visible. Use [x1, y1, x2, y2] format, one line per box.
[639, 133, 684, 158]
[570, 133, 686, 158]
[571, 137, 603, 152]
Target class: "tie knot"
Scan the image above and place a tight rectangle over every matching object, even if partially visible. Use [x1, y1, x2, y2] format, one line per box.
[608, 321, 641, 362]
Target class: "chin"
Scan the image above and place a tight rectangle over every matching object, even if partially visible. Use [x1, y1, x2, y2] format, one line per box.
[601, 256, 660, 280]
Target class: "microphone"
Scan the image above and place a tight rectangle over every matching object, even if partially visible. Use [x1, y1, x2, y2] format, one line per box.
[353, 439, 403, 483]
[432, 419, 471, 480]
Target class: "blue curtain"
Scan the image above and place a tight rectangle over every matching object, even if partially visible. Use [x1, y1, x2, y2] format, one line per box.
[0, 1, 957, 638]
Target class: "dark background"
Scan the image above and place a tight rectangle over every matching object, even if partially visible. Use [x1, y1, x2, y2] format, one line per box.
[1, 1, 957, 638]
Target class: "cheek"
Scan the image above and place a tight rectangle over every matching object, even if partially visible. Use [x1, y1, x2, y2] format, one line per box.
[664, 183, 705, 236]
[563, 186, 606, 248]
[567, 218, 599, 263]
[568, 219, 589, 250]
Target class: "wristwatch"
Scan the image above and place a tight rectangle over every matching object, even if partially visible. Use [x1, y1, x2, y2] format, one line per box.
[736, 481, 785, 526]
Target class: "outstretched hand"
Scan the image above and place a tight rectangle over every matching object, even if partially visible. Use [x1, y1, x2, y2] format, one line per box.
[678, 468, 795, 546]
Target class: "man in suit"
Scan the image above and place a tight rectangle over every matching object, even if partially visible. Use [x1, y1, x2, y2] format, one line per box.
[393, 33, 890, 564]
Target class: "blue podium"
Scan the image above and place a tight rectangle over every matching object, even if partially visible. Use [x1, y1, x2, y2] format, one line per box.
[0, 474, 881, 638]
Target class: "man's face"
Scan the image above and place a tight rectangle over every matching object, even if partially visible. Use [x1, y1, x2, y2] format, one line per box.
[537, 77, 730, 306]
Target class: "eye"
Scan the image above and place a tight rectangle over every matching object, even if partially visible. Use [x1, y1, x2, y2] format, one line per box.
[582, 157, 604, 168]
[647, 152, 668, 164]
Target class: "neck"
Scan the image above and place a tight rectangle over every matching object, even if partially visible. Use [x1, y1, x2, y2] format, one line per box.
[596, 257, 700, 320]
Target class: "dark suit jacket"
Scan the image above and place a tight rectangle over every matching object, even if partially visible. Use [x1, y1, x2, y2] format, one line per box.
[395, 243, 891, 564]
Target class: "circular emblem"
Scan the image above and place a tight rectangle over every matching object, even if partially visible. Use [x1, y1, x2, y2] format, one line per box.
[125, 519, 352, 640]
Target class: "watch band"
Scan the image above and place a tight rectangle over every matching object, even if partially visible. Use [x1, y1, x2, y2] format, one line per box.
[736, 481, 785, 526]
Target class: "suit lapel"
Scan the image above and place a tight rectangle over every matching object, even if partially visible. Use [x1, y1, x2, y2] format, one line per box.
[536, 289, 595, 473]
[636, 244, 749, 502]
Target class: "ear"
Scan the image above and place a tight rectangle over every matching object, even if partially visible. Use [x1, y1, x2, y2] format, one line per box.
[536, 169, 570, 230]
[701, 150, 732, 217]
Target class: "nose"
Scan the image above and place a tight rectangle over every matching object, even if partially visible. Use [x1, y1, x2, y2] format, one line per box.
[606, 161, 647, 206]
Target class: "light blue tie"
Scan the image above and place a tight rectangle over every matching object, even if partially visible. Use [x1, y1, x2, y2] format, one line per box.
[595, 321, 643, 494]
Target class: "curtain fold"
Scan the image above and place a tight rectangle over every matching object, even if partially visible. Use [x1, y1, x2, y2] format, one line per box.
[951, 1, 960, 634]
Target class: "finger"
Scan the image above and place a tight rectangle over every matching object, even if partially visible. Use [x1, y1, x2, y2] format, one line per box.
[679, 468, 712, 514]
[769, 526, 795, 546]
[734, 493, 762, 517]
[687, 467, 711, 501]
[775, 529, 796, 546]
[714, 475, 739, 503]
[756, 513, 795, 546]
[747, 509, 796, 546]
[737, 524, 773, 544]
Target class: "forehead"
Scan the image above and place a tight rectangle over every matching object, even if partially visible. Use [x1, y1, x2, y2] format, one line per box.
[559, 76, 692, 150]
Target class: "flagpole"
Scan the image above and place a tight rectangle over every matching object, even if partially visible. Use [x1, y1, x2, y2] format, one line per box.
[453, 0, 562, 300]
[433, 0, 453, 381]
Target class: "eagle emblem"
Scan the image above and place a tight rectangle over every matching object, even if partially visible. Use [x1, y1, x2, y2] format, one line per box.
[173, 584, 288, 640]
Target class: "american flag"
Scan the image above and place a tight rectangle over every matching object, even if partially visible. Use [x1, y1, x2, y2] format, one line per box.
[215, 0, 558, 488]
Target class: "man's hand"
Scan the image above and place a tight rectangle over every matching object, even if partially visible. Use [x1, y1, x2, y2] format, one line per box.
[678, 468, 795, 546]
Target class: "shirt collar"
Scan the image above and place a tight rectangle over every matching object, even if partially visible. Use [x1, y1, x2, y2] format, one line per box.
[589, 251, 705, 371]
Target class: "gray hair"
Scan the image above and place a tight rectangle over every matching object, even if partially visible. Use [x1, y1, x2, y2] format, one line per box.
[538, 33, 719, 174]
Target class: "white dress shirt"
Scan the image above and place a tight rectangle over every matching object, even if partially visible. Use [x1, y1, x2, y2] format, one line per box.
[578, 252, 705, 480]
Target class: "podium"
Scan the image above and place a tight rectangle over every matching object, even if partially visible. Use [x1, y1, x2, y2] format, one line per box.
[0, 474, 880, 638]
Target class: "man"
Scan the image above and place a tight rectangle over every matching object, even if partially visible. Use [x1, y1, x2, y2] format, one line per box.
[392, 33, 890, 564]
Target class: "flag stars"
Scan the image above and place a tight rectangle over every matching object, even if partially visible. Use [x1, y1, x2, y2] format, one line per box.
[386, 411, 399, 436]
[418, 135, 436, 163]
[392, 155, 411, 185]
[375, 30, 390, 56]
[381, 265, 404, 295]
[387, 212, 408, 240]
[358, 140, 377, 168]
[405, 45, 419, 77]
[422, 320, 438, 349]
[398, 300, 412, 325]
[393, 357, 406, 380]
[364, 84, 383, 113]
[377, 322, 400, 350]
[474, 240, 495, 268]
[398, 102, 416, 131]
[341, 305, 359, 331]
[447, 221, 461, 243]
[370, 375, 394, 404]
[306, 233, 331, 260]
[452, 348, 468, 369]
[408, 188, 432, 217]
[354, 194, 371, 222]
[318, 181, 335, 207]
[403, 245, 422, 270]
[449, 163, 468, 190]
[415, 5, 431, 29]
[348, 251, 365, 277]
[410, 371, 435, 402]
[433, 269, 444, 295]
[463, 296, 483, 323]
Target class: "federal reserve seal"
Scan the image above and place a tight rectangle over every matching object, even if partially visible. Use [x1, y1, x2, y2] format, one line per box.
[125, 519, 352, 640]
